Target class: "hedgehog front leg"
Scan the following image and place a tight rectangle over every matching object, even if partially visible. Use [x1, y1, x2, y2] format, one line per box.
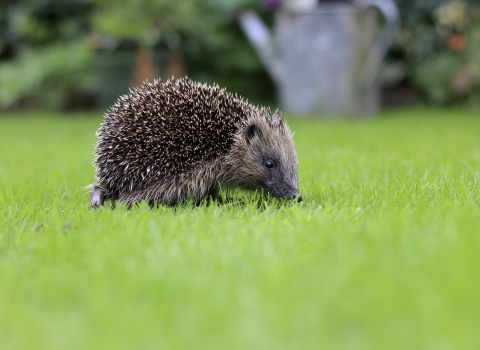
[202, 184, 229, 205]
[90, 184, 106, 208]
[192, 186, 217, 206]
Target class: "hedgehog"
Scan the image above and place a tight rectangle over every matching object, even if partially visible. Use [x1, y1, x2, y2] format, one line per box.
[90, 77, 301, 208]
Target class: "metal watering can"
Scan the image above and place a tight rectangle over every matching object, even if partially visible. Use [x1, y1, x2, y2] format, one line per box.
[238, 0, 399, 117]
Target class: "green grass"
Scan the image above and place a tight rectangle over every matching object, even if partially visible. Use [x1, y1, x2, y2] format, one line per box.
[0, 108, 479, 350]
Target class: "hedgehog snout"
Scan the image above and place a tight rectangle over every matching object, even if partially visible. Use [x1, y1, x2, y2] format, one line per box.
[288, 193, 303, 202]
[264, 181, 300, 202]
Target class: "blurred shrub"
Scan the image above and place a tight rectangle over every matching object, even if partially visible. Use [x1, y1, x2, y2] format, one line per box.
[0, 0, 275, 110]
[90, 0, 275, 106]
[0, 40, 93, 109]
[387, 0, 480, 106]
[92, 0, 215, 48]
[0, 0, 94, 110]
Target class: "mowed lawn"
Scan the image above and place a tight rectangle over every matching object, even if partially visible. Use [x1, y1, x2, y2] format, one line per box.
[0, 108, 479, 350]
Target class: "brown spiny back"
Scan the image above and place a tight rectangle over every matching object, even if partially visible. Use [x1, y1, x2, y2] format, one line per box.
[95, 78, 255, 194]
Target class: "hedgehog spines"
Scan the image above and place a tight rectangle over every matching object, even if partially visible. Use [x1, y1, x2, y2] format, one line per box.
[91, 77, 300, 207]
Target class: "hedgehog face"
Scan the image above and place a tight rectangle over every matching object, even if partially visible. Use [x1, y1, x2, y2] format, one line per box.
[260, 156, 300, 201]
[231, 116, 300, 201]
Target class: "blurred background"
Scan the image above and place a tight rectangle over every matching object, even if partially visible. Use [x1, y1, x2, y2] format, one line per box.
[0, 0, 479, 114]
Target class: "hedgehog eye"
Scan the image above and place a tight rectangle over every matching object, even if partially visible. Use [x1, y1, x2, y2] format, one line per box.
[264, 159, 275, 169]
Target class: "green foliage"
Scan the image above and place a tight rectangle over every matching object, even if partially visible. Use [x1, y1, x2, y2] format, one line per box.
[0, 0, 94, 110]
[91, 0, 275, 105]
[0, 41, 94, 109]
[0, 0, 273, 110]
[1, 109, 480, 349]
[92, 0, 204, 47]
[391, 0, 480, 106]
[8, 0, 90, 45]
[91, 0, 258, 49]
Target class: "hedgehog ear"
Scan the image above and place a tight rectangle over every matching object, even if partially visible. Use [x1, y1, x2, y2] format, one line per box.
[246, 124, 259, 145]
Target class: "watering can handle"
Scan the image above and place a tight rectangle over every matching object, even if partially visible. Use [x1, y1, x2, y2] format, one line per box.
[354, 0, 399, 87]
